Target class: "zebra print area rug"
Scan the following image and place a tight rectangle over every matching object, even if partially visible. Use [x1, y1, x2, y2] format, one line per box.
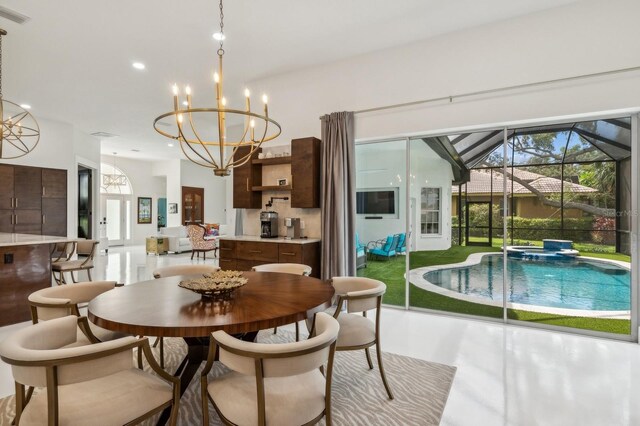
[0, 330, 455, 425]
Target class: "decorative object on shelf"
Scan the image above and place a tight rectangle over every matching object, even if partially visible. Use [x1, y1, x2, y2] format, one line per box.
[179, 270, 247, 299]
[0, 29, 40, 159]
[102, 152, 128, 191]
[137, 197, 152, 224]
[277, 178, 288, 186]
[153, 0, 281, 177]
[169, 203, 178, 214]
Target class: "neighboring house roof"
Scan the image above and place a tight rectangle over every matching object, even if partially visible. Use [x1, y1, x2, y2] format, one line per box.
[452, 169, 597, 195]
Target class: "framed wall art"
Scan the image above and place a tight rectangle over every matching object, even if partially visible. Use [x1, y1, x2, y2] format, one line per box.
[137, 197, 152, 224]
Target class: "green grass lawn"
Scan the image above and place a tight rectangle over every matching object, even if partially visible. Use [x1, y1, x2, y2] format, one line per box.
[357, 245, 631, 335]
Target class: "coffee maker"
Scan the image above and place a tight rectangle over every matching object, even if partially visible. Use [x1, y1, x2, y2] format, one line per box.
[260, 211, 279, 238]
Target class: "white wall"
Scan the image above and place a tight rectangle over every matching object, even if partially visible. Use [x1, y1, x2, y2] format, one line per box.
[101, 155, 165, 245]
[410, 140, 454, 250]
[355, 141, 453, 251]
[0, 116, 101, 239]
[246, 0, 640, 251]
[248, 0, 640, 143]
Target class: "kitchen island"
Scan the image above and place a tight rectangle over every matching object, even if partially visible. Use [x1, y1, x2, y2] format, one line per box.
[0, 233, 71, 326]
[219, 235, 321, 278]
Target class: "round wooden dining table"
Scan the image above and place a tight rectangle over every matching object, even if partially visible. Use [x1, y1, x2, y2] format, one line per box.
[88, 271, 334, 425]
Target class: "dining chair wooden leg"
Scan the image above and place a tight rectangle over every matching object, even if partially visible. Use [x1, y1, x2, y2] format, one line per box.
[61, 272, 67, 284]
[159, 337, 165, 369]
[295, 322, 300, 342]
[201, 380, 210, 426]
[71, 271, 77, 283]
[365, 347, 374, 370]
[203, 251, 206, 261]
[153, 336, 160, 347]
[87, 269, 93, 281]
[273, 326, 278, 334]
[13, 382, 24, 425]
[375, 341, 394, 400]
[191, 251, 195, 260]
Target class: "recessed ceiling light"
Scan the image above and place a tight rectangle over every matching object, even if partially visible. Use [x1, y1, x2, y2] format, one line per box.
[212, 32, 225, 41]
[131, 149, 140, 152]
[132, 62, 146, 70]
[20, 104, 31, 109]
[168, 143, 174, 147]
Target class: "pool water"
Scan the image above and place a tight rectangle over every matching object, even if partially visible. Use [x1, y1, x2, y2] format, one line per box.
[424, 255, 630, 311]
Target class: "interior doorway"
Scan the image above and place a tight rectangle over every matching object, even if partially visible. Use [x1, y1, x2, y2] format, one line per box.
[77, 166, 93, 238]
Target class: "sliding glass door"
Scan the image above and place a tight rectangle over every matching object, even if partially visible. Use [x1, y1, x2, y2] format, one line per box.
[355, 140, 407, 307]
[357, 113, 637, 341]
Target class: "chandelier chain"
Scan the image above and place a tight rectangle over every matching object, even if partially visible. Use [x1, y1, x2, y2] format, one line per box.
[217, 0, 225, 56]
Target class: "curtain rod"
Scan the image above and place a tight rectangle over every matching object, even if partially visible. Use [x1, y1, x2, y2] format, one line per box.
[319, 65, 640, 119]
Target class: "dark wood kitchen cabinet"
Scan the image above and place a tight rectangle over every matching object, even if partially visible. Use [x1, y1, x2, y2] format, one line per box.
[232, 137, 321, 209]
[0, 164, 67, 236]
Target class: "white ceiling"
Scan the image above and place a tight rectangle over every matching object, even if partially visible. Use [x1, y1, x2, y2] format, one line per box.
[0, 0, 581, 160]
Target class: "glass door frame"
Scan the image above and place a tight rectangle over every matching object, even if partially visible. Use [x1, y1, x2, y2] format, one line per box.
[103, 194, 131, 247]
[357, 110, 639, 342]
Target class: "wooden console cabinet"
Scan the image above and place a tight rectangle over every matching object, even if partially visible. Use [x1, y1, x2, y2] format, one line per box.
[232, 137, 321, 209]
[0, 164, 67, 236]
[219, 238, 321, 278]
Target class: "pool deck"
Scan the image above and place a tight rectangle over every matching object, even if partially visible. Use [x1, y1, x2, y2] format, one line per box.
[409, 252, 631, 320]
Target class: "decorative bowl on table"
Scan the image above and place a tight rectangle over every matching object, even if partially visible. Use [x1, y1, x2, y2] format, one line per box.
[179, 270, 247, 299]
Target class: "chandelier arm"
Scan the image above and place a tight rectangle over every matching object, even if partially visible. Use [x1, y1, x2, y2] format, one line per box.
[225, 122, 253, 168]
[13, 124, 38, 133]
[178, 142, 221, 169]
[7, 110, 28, 124]
[176, 115, 219, 168]
[187, 111, 219, 166]
[4, 137, 30, 154]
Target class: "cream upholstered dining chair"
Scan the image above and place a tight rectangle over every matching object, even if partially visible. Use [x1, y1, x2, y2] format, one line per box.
[28, 280, 126, 344]
[251, 263, 312, 341]
[0, 315, 180, 425]
[201, 312, 339, 426]
[153, 264, 221, 279]
[51, 239, 99, 284]
[315, 276, 394, 400]
[187, 224, 217, 260]
[152, 264, 221, 368]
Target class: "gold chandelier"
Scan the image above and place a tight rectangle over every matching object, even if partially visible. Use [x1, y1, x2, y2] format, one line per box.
[153, 0, 281, 177]
[0, 29, 40, 159]
[101, 153, 128, 191]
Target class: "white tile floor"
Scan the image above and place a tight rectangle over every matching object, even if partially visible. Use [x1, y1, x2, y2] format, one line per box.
[1, 246, 640, 425]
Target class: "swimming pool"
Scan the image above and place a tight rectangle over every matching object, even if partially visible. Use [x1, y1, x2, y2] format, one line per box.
[423, 255, 630, 311]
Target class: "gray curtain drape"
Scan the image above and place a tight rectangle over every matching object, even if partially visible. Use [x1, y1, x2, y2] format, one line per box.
[320, 111, 356, 279]
[234, 209, 243, 236]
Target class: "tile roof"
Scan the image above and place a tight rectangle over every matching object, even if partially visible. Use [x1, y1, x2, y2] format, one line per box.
[452, 170, 597, 195]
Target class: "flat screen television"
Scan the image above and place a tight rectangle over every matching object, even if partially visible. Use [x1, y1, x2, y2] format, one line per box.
[356, 188, 398, 216]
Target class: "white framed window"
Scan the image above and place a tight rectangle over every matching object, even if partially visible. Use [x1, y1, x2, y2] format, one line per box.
[421, 187, 441, 235]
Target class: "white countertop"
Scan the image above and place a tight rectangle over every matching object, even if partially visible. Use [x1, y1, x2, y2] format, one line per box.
[0, 233, 73, 247]
[220, 235, 321, 244]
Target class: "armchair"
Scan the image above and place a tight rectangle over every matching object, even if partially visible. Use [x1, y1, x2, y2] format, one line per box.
[0, 316, 180, 425]
[187, 224, 217, 260]
[28, 280, 126, 344]
[200, 312, 339, 426]
[251, 263, 313, 341]
[356, 233, 367, 269]
[321, 276, 394, 400]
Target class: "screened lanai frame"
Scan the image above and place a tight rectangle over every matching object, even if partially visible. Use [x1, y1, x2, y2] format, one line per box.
[355, 111, 639, 342]
[451, 117, 632, 253]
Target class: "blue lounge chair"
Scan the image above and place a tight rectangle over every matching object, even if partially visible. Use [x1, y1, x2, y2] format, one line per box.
[396, 233, 406, 255]
[368, 234, 400, 260]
